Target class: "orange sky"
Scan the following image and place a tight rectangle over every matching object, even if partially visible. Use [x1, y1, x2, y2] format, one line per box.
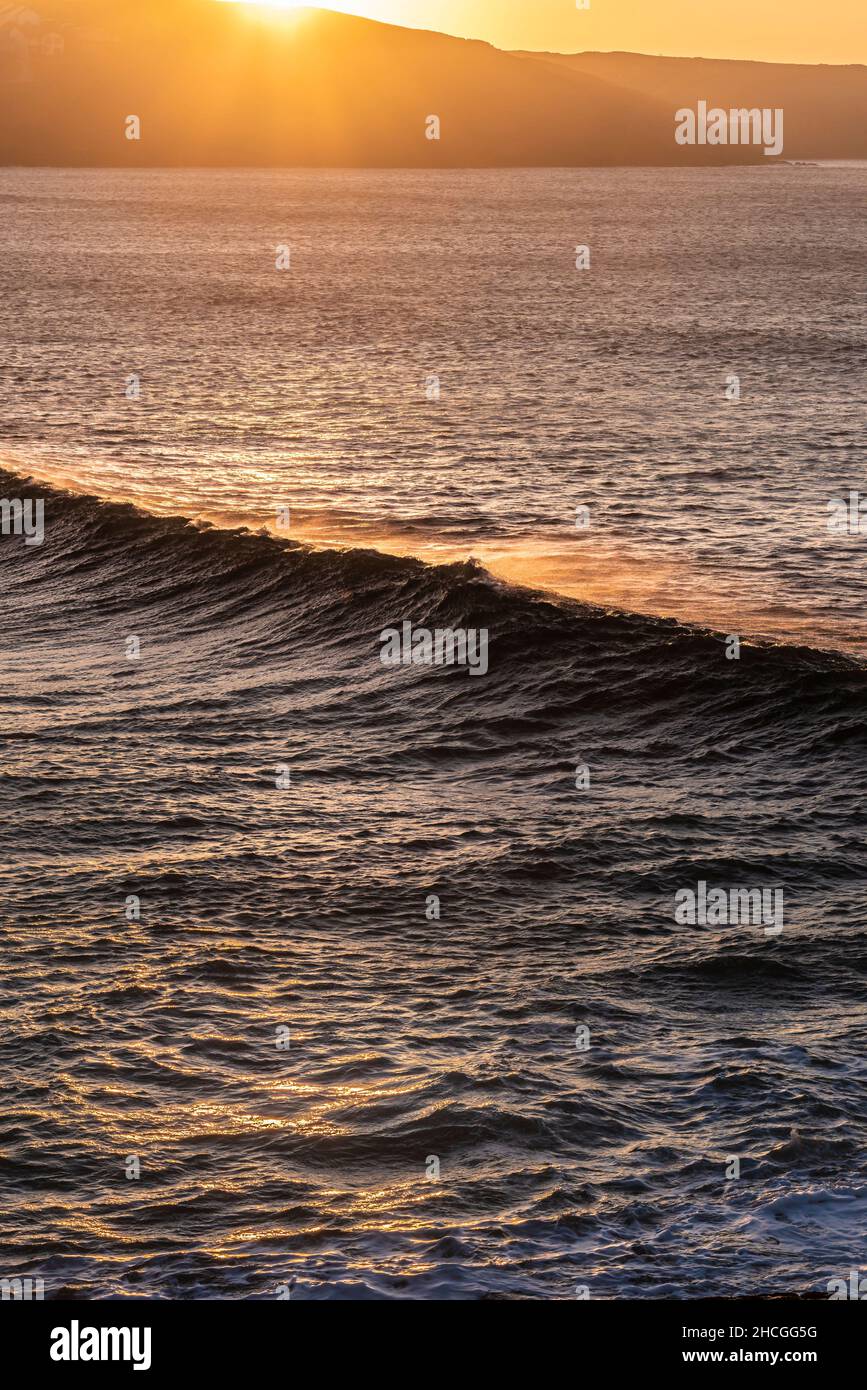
[238, 1, 867, 64]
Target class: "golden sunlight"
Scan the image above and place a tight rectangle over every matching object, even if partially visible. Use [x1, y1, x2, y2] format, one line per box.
[221, 0, 315, 11]
[216, 0, 317, 15]
[222, 0, 376, 15]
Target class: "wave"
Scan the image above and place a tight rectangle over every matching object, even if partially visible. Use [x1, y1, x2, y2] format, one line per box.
[4, 466, 864, 671]
[2, 464, 865, 800]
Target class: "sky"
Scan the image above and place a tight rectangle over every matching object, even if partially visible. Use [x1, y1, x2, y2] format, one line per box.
[237, 1, 867, 65]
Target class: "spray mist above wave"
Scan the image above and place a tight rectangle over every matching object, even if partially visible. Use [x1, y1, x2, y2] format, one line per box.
[2, 467, 864, 694]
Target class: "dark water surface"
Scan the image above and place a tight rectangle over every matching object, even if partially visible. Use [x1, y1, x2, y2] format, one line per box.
[0, 168, 865, 1299]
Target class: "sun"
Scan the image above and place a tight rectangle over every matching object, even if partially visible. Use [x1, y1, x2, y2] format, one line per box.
[219, 1, 320, 10]
[218, 0, 388, 19]
[216, 1, 327, 22]
[217, 0, 396, 27]
[220, 1, 378, 13]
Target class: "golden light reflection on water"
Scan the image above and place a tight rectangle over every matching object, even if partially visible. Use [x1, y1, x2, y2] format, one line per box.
[7, 448, 865, 657]
[2, 451, 804, 649]
[60, 1072, 438, 1148]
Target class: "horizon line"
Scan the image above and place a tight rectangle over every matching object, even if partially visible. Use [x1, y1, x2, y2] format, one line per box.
[219, 3, 867, 69]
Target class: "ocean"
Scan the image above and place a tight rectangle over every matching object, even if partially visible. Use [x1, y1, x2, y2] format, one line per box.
[0, 166, 865, 1300]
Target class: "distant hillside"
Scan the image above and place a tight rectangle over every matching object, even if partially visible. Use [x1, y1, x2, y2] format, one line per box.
[515, 51, 867, 161]
[0, 2, 859, 167]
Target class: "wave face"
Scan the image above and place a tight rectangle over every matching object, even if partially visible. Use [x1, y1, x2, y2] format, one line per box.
[1, 470, 866, 1299]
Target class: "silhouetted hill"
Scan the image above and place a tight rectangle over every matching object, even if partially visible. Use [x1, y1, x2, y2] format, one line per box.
[515, 51, 867, 160]
[0, 1, 756, 167]
[0, 3, 857, 167]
